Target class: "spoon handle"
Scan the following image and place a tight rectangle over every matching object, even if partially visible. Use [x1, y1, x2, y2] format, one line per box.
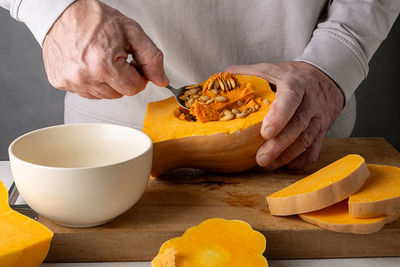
[166, 85, 179, 96]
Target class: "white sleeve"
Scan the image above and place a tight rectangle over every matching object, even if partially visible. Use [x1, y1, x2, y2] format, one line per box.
[295, 0, 400, 105]
[0, 0, 76, 46]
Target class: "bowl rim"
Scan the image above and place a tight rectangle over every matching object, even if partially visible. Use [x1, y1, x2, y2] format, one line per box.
[8, 123, 153, 170]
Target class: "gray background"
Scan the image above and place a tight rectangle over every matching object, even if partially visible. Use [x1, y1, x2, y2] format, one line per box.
[0, 8, 399, 160]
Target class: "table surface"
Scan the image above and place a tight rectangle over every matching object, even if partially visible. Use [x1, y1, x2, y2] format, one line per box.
[1, 161, 399, 266]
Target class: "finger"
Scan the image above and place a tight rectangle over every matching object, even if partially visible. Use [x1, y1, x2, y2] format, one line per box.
[263, 118, 321, 170]
[256, 100, 314, 167]
[261, 80, 304, 140]
[72, 89, 100, 99]
[66, 85, 99, 99]
[89, 82, 124, 99]
[124, 23, 169, 87]
[105, 55, 148, 96]
[286, 132, 324, 170]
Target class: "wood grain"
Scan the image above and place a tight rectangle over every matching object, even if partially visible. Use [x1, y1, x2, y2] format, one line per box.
[40, 138, 400, 262]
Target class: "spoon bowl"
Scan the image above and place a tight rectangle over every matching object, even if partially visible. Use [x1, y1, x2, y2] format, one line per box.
[166, 83, 203, 110]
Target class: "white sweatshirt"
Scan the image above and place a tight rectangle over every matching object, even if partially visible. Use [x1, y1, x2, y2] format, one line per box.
[1, 0, 399, 136]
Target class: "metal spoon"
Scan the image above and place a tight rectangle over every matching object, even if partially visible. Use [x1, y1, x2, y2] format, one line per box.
[8, 181, 38, 220]
[166, 85, 190, 109]
[167, 83, 205, 110]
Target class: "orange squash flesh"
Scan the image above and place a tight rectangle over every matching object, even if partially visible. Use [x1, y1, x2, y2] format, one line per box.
[143, 75, 275, 176]
[267, 155, 370, 215]
[151, 218, 268, 267]
[299, 200, 400, 234]
[0, 180, 53, 266]
[349, 164, 400, 218]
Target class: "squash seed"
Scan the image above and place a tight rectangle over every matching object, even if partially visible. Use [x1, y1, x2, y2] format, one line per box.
[231, 108, 239, 115]
[236, 112, 249, 118]
[180, 95, 188, 101]
[263, 99, 270, 105]
[224, 78, 231, 90]
[188, 88, 199, 95]
[199, 95, 210, 102]
[210, 88, 219, 95]
[215, 96, 228, 102]
[254, 104, 260, 111]
[223, 110, 233, 116]
[188, 98, 195, 106]
[218, 79, 225, 92]
[193, 94, 201, 99]
[229, 77, 236, 89]
[205, 99, 214, 105]
[198, 101, 205, 105]
[220, 109, 229, 117]
[214, 80, 220, 89]
[207, 79, 214, 91]
[243, 107, 252, 114]
[220, 114, 234, 121]
[237, 100, 244, 107]
[222, 79, 230, 90]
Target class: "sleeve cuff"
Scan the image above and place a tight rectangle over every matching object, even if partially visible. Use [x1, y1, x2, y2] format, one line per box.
[11, 0, 76, 46]
[294, 30, 368, 105]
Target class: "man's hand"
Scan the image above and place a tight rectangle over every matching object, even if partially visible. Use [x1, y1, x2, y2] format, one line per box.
[42, 0, 169, 99]
[226, 62, 344, 170]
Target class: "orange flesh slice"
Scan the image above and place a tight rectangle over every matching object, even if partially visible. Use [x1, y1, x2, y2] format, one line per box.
[350, 164, 400, 202]
[269, 155, 366, 197]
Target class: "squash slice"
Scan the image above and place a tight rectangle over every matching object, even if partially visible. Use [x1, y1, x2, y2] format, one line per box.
[299, 200, 400, 234]
[267, 155, 370, 215]
[152, 218, 268, 267]
[349, 164, 400, 218]
[0, 180, 53, 267]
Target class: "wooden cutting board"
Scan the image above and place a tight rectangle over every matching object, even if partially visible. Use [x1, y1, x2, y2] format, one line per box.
[40, 138, 400, 262]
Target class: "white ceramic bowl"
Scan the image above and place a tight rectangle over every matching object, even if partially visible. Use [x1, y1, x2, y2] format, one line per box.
[9, 123, 152, 228]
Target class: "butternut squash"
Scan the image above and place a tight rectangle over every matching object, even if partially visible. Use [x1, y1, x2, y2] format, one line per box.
[349, 164, 400, 218]
[143, 74, 275, 176]
[151, 218, 268, 267]
[267, 155, 370, 215]
[0, 180, 53, 267]
[299, 200, 400, 234]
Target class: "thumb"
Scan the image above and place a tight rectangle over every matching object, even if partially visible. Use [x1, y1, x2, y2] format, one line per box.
[125, 24, 169, 87]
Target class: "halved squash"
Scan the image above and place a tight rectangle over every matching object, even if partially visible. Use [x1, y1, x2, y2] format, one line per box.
[143, 75, 275, 176]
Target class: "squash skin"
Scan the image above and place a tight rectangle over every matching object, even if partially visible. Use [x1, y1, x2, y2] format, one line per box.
[143, 75, 274, 177]
[151, 122, 264, 176]
[0, 180, 53, 267]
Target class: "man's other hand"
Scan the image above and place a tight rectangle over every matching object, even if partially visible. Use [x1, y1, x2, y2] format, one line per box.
[226, 62, 345, 170]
